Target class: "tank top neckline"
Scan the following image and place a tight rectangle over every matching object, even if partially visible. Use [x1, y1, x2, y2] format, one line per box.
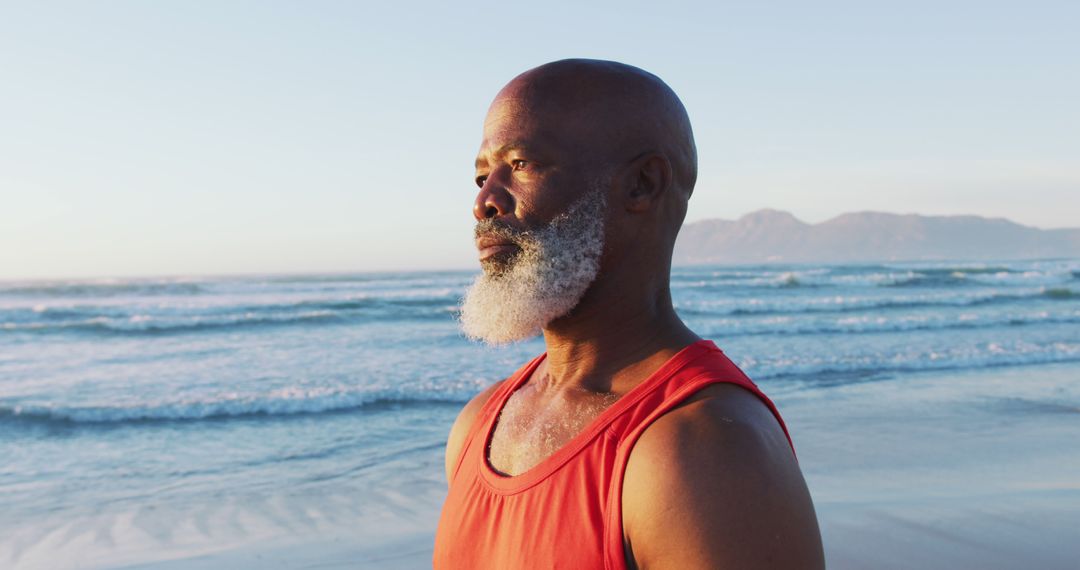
[477, 339, 720, 494]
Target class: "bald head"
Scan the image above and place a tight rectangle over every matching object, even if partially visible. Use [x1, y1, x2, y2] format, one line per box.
[469, 60, 699, 337]
[491, 59, 698, 196]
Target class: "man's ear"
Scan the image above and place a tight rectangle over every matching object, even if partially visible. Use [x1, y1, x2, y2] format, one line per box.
[624, 153, 673, 213]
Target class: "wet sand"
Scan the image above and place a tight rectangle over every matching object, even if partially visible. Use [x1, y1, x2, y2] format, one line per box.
[793, 361, 1080, 569]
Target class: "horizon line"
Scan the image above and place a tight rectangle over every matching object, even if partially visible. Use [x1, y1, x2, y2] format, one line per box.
[5, 256, 1079, 284]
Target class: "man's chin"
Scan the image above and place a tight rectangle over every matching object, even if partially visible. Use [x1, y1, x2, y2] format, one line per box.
[479, 251, 521, 277]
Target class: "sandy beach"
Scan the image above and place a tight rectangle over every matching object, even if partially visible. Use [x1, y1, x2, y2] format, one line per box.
[5, 361, 1074, 569]
[799, 361, 1080, 569]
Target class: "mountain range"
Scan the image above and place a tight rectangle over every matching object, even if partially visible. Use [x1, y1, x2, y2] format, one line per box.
[673, 209, 1080, 264]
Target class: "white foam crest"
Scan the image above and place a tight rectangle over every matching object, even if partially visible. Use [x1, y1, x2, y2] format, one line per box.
[738, 338, 1080, 380]
[0, 310, 342, 333]
[3, 383, 481, 423]
[680, 286, 1056, 316]
[695, 307, 1080, 337]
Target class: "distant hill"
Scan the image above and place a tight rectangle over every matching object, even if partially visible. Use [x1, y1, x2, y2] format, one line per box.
[674, 209, 1080, 264]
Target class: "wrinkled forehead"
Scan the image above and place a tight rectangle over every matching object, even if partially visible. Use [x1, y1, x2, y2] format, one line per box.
[477, 97, 594, 163]
[483, 88, 592, 135]
[479, 84, 632, 164]
[481, 95, 540, 137]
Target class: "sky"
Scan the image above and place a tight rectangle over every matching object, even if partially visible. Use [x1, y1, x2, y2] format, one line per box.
[1, 1, 1077, 279]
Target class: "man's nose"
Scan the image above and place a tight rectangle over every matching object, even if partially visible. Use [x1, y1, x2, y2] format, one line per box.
[473, 179, 514, 221]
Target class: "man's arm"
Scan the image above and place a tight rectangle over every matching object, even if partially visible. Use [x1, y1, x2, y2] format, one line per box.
[622, 383, 825, 570]
[444, 380, 505, 484]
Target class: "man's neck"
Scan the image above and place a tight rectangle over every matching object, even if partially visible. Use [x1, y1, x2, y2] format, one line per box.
[539, 290, 699, 395]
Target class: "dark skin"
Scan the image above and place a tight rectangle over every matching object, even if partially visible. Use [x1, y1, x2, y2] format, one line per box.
[446, 59, 825, 569]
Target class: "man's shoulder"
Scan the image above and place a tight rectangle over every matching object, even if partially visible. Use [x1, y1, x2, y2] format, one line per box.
[622, 383, 823, 568]
[630, 382, 793, 478]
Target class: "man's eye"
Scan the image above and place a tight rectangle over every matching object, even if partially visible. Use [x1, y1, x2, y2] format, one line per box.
[511, 159, 529, 171]
[475, 176, 487, 188]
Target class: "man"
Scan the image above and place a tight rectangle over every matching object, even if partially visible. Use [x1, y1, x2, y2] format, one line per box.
[434, 59, 824, 569]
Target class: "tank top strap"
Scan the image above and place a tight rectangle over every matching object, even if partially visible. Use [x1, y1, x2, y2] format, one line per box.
[449, 353, 546, 486]
[475, 353, 545, 426]
[614, 344, 793, 454]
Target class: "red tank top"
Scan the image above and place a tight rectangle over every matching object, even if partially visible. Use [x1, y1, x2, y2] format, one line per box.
[433, 340, 793, 570]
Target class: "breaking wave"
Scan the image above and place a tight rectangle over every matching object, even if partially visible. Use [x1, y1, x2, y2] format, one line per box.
[5, 337, 1078, 428]
[678, 286, 1078, 318]
[0, 280, 207, 298]
[0, 387, 474, 426]
[1, 296, 461, 335]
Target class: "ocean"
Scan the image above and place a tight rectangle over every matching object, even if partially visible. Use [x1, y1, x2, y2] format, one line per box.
[2, 259, 1079, 568]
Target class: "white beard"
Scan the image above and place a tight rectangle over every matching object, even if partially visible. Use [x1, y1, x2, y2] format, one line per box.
[459, 188, 607, 345]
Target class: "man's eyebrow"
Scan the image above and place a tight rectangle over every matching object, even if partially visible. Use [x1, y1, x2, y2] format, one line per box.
[475, 143, 529, 170]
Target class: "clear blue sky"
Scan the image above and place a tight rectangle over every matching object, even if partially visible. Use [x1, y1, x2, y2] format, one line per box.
[2, 1, 1077, 279]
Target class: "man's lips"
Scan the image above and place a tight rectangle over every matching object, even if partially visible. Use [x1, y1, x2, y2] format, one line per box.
[476, 235, 520, 261]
